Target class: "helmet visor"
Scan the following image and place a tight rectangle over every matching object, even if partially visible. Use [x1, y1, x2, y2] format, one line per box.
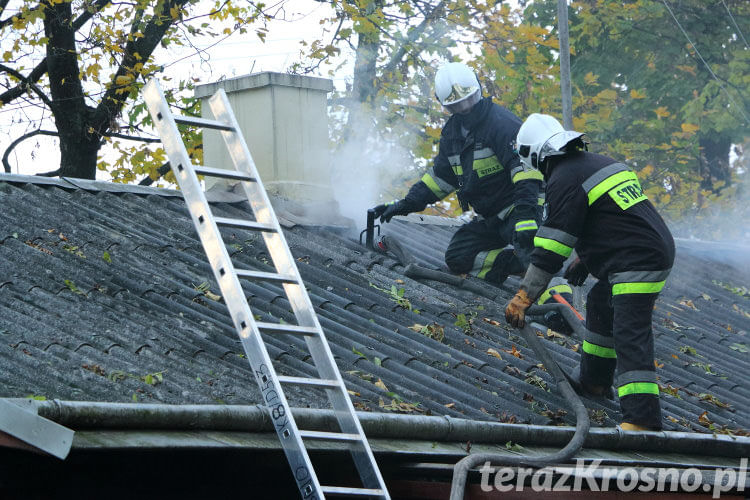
[442, 89, 481, 114]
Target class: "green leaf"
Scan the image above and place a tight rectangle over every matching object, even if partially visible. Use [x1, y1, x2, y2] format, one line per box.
[102, 251, 112, 263]
[352, 347, 367, 358]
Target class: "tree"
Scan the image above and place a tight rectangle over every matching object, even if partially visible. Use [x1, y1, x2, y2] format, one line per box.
[1, 0, 267, 179]
[521, 0, 749, 216]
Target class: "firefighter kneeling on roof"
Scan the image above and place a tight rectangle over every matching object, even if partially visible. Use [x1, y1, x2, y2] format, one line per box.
[504, 113, 675, 431]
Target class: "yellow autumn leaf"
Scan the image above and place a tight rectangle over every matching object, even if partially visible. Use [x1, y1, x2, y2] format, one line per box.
[680, 123, 699, 134]
[629, 88, 646, 99]
[639, 164, 654, 177]
[486, 348, 502, 359]
[2, 51, 11, 62]
[374, 378, 388, 391]
[654, 106, 670, 119]
[675, 64, 696, 76]
[584, 72, 599, 85]
[115, 75, 133, 86]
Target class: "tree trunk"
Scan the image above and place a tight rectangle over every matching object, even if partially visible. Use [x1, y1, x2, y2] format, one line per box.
[699, 136, 732, 192]
[44, 0, 99, 179]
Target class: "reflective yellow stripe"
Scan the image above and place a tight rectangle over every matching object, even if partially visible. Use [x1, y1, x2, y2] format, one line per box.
[534, 236, 573, 258]
[618, 382, 659, 397]
[587, 171, 637, 206]
[512, 169, 544, 183]
[515, 220, 538, 231]
[582, 341, 617, 359]
[421, 173, 449, 199]
[477, 249, 502, 279]
[612, 281, 666, 295]
[538, 284, 573, 305]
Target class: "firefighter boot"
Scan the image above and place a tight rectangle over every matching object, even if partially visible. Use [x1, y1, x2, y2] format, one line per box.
[563, 366, 614, 400]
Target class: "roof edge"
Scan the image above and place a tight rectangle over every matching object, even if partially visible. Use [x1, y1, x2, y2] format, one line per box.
[0, 173, 181, 197]
[16, 400, 750, 458]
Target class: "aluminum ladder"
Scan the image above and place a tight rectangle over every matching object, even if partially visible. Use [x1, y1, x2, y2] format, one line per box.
[143, 79, 389, 499]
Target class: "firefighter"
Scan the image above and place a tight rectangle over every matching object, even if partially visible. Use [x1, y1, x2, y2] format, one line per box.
[504, 113, 675, 431]
[371, 62, 545, 287]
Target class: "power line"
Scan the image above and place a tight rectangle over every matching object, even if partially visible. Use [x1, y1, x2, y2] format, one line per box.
[660, 0, 750, 125]
[721, 0, 749, 49]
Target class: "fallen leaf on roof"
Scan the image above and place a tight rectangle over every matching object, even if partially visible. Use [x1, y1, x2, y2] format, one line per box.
[25, 240, 53, 255]
[732, 305, 750, 319]
[483, 317, 501, 326]
[571, 343, 579, 352]
[659, 384, 681, 398]
[58, 233, 67, 241]
[654, 359, 664, 368]
[667, 415, 680, 424]
[505, 441, 524, 452]
[671, 354, 679, 359]
[700, 293, 711, 301]
[395, 279, 404, 284]
[679, 299, 698, 310]
[546, 329, 565, 339]
[698, 411, 712, 427]
[502, 345, 524, 359]
[375, 378, 388, 391]
[347, 390, 360, 397]
[486, 348, 502, 359]
[444, 402, 456, 408]
[730, 343, 748, 353]
[698, 393, 732, 410]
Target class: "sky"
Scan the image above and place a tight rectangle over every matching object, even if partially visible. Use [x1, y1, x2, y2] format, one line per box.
[0, 0, 343, 178]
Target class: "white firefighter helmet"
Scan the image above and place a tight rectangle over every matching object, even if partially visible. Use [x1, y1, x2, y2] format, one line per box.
[515, 113, 586, 171]
[434, 62, 482, 114]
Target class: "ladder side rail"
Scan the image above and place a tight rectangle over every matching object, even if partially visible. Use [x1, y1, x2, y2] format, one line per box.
[208, 89, 389, 494]
[142, 80, 323, 500]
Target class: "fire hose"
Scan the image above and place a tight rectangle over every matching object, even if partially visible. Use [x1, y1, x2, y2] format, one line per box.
[362, 218, 591, 499]
[401, 264, 591, 500]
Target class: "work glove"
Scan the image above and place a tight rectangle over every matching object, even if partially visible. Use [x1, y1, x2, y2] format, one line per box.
[371, 200, 411, 223]
[505, 289, 533, 328]
[564, 257, 588, 286]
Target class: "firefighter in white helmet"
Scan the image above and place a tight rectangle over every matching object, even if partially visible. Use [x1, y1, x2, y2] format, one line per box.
[371, 62, 547, 288]
[505, 113, 675, 431]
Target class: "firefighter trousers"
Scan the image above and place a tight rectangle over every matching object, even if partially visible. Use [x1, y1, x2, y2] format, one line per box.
[444, 215, 530, 285]
[580, 270, 670, 429]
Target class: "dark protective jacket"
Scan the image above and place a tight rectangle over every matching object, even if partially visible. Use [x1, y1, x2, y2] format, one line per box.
[401, 98, 543, 220]
[531, 151, 675, 280]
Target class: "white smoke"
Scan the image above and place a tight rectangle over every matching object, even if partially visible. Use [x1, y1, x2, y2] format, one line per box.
[329, 102, 422, 237]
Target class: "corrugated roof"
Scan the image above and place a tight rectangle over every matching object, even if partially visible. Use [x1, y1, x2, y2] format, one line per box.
[1, 175, 749, 435]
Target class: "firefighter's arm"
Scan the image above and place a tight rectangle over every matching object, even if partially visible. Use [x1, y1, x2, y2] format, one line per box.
[529, 176, 587, 280]
[374, 150, 458, 222]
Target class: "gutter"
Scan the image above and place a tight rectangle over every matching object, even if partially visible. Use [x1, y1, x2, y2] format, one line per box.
[11, 399, 750, 459]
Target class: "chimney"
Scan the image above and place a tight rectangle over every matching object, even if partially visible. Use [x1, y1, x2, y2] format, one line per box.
[194, 72, 335, 206]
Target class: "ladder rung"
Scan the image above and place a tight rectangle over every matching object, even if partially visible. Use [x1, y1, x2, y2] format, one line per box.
[194, 165, 256, 182]
[214, 217, 276, 232]
[320, 486, 386, 497]
[277, 376, 341, 388]
[256, 322, 319, 336]
[173, 115, 234, 131]
[235, 269, 297, 284]
[299, 430, 362, 442]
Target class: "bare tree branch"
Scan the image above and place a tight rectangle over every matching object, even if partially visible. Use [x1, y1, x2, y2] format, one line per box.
[2, 129, 58, 173]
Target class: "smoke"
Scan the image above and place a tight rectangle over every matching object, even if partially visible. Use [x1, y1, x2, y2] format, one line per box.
[328, 102, 422, 238]
[668, 146, 750, 269]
